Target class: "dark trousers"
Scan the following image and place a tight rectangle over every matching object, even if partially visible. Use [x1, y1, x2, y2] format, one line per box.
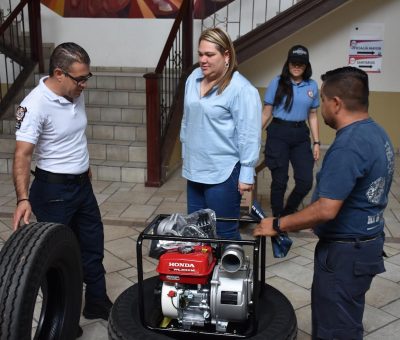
[312, 236, 385, 339]
[265, 121, 314, 217]
[29, 176, 106, 300]
[187, 162, 241, 240]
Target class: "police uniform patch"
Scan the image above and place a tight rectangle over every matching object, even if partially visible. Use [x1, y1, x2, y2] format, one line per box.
[308, 90, 314, 98]
[15, 106, 27, 130]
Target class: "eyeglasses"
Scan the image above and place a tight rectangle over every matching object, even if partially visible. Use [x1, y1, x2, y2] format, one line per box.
[63, 70, 93, 86]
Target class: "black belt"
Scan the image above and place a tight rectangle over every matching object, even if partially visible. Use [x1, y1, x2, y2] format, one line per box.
[320, 232, 383, 243]
[272, 117, 306, 127]
[33, 167, 89, 184]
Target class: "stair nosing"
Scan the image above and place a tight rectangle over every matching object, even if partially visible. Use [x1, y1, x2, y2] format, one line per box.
[0, 135, 146, 145]
[87, 121, 145, 127]
[85, 103, 146, 109]
[87, 139, 146, 146]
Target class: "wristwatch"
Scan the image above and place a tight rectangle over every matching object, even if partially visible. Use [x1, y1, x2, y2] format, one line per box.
[273, 218, 283, 234]
[313, 141, 321, 146]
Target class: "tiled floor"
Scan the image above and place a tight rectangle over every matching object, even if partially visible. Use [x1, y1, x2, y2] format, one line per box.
[0, 153, 399, 339]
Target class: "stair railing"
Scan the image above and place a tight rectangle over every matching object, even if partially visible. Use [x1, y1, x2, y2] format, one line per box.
[200, 0, 299, 39]
[144, 0, 193, 187]
[200, 0, 350, 63]
[0, 0, 43, 117]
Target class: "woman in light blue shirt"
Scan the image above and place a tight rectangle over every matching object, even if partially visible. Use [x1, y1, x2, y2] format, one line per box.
[180, 28, 262, 240]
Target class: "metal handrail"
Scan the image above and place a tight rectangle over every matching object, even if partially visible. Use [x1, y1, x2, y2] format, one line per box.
[0, 0, 43, 117]
[144, 0, 193, 187]
[200, 0, 299, 39]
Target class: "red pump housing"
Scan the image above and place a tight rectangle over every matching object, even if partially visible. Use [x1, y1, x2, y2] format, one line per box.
[156, 245, 216, 285]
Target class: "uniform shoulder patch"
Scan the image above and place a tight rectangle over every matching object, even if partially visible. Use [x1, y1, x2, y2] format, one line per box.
[15, 106, 27, 130]
[307, 90, 314, 98]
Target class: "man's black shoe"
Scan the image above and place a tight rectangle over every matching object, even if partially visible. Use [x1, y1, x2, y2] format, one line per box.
[83, 295, 113, 321]
[76, 325, 83, 338]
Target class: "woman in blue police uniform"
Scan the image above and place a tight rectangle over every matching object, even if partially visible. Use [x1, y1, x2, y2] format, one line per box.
[262, 45, 320, 217]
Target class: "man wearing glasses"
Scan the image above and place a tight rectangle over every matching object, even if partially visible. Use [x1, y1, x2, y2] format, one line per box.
[12, 42, 111, 338]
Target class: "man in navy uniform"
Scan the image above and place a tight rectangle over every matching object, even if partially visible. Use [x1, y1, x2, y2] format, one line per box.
[254, 66, 394, 339]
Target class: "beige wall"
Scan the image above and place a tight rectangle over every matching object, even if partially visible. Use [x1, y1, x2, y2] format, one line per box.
[0, 84, 7, 96]
[369, 92, 400, 150]
[316, 91, 400, 150]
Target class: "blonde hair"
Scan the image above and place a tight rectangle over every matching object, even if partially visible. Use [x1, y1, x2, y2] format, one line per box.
[199, 27, 238, 95]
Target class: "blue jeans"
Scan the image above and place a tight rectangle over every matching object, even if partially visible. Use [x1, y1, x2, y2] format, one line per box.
[312, 236, 385, 339]
[187, 163, 242, 240]
[30, 177, 106, 300]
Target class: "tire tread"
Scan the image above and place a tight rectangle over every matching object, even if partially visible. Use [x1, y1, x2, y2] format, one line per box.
[0, 222, 82, 340]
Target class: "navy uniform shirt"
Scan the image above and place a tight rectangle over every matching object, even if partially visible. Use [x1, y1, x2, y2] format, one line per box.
[313, 118, 394, 238]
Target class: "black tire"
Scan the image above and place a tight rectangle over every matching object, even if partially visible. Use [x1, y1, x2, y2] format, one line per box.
[0, 222, 83, 340]
[108, 276, 297, 340]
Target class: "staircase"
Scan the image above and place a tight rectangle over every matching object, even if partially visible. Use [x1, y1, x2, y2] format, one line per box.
[1, 1, 149, 183]
[1, 0, 352, 184]
[84, 68, 148, 182]
[0, 65, 149, 183]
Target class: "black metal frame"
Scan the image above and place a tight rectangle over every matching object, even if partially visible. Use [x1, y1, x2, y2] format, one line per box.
[144, 0, 193, 186]
[136, 214, 267, 338]
[0, 0, 43, 118]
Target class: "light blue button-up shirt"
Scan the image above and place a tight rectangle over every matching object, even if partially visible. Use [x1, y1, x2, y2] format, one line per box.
[180, 67, 262, 185]
[264, 75, 319, 121]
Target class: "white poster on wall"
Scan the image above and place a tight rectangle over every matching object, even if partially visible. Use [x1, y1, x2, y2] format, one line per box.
[348, 23, 384, 73]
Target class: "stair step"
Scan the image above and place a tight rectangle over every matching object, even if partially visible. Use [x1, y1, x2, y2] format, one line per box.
[0, 152, 13, 174]
[32, 74, 145, 90]
[2, 119, 147, 142]
[91, 159, 146, 182]
[2, 27, 54, 58]
[0, 134, 147, 163]
[22, 87, 146, 107]
[91, 67, 152, 74]
[0, 151, 147, 183]
[0, 135, 16, 154]
[0, 120, 15, 134]
[86, 121, 146, 142]
[86, 105, 146, 124]
[2, 68, 152, 184]
[86, 89, 146, 106]
[33, 71, 147, 91]
[88, 139, 147, 163]
[88, 74, 146, 91]
[8, 102, 146, 125]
